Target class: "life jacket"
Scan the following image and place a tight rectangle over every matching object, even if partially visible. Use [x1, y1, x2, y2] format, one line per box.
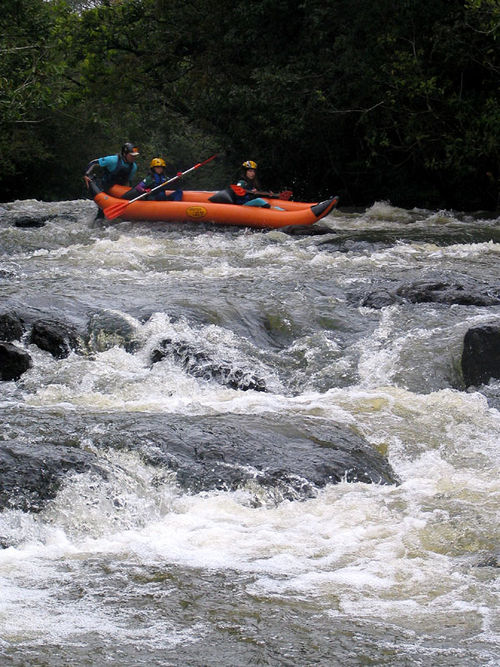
[151, 172, 168, 200]
[234, 178, 258, 204]
[138, 171, 169, 200]
[152, 172, 167, 187]
[102, 154, 135, 189]
[209, 179, 256, 205]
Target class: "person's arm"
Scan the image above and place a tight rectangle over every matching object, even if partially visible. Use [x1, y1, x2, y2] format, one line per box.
[134, 176, 150, 193]
[83, 155, 118, 187]
[83, 159, 100, 187]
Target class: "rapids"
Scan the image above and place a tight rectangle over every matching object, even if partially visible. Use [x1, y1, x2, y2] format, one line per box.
[0, 198, 499, 665]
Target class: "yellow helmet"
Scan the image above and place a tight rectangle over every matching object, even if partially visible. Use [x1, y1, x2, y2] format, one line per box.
[150, 157, 166, 168]
[242, 160, 257, 170]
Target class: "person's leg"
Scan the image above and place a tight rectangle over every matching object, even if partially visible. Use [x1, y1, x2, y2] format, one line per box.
[164, 190, 183, 201]
[121, 187, 141, 200]
[243, 197, 271, 208]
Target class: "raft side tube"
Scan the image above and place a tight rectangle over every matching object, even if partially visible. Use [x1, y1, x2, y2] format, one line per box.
[311, 195, 339, 218]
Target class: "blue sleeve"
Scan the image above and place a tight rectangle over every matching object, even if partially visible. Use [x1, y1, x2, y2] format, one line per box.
[98, 155, 119, 171]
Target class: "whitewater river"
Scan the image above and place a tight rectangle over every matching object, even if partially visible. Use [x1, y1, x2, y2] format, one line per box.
[0, 197, 499, 665]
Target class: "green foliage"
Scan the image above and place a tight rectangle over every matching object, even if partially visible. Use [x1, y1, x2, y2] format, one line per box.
[0, 0, 498, 208]
[0, 1, 66, 172]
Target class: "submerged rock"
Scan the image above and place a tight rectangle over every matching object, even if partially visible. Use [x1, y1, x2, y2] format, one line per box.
[360, 279, 500, 309]
[0, 312, 25, 342]
[396, 281, 500, 306]
[462, 325, 500, 388]
[119, 413, 398, 500]
[151, 339, 267, 392]
[360, 288, 395, 309]
[0, 411, 398, 515]
[86, 310, 140, 353]
[0, 441, 106, 513]
[13, 214, 54, 228]
[0, 342, 32, 381]
[29, 318, 81, 359]
[278, 224, 333, 236]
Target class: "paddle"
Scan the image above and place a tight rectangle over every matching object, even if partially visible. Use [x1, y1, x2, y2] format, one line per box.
[103, 153, 219, 220]
[230, 184, 293, 200]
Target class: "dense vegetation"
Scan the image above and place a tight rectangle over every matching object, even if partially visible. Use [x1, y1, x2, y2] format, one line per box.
[1, 0, 499, 209]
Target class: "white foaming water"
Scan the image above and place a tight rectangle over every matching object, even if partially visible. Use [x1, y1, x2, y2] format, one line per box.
[357, 301, 500, 392]
[2, 199, 500, 662]
[362, 200, 416, 223]
[0, 435, 497, 647]
[2, 379, 499, 629]
[19, 312, 290, 413]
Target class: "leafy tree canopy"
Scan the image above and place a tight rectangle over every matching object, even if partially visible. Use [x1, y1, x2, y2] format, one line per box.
[0, 0, 498, 209]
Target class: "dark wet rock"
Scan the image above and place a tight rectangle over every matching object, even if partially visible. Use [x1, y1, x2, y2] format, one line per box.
[151, 339, 267, 392]
[0, 440, 107, 513]
[86, 310, 140, 353]
[0, 411, 398, 512]
[12, 213, 61, 228]
[29, 318, 81, 359]
[360, 288, 396, 309]
[279, 224, 333, 236]
[0, 342, 32, 381]
[476, 555, 499, 568]
[0, 312, 25, 341]
[461, 325, 500, 388]
[13, 214, 54, 228]
[123, 413, 399, 500]
[397, 281, 500, 306]
[11, 213, 78, 228]
[360, 280, 500, 309]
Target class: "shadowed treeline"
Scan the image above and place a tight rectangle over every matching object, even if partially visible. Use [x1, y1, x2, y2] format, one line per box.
[1, 0, 498, 209]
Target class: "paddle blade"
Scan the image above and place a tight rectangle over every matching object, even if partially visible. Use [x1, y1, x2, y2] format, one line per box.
[279, 190, 293, 200]
[103, 201, 129, 220]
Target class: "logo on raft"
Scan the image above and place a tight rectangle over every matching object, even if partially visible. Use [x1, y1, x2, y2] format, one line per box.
[186, 206, 207, 218]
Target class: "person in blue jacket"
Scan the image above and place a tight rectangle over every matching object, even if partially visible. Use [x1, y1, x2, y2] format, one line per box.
[84, 142, 140, 220]
[123, 157, 183, 201]
[84, 142, 140, 192]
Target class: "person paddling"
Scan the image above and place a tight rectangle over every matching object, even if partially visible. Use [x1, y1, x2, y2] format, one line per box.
[232, 160, 271, 208]
[123, 157, 183, 201]
[209, 159, 290, 208]
[84, 143, 140, 221]
[84, 142, 140, 191]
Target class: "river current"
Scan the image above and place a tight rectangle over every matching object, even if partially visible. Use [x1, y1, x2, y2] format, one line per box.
[0, 197, 499, 665]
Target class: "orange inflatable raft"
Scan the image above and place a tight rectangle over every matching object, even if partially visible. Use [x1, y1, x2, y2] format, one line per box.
[108, 185, 317, 212]
[91, 183, 339, 229]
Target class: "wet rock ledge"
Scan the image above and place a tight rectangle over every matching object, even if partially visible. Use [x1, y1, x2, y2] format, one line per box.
[0, 412, 399, 521]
